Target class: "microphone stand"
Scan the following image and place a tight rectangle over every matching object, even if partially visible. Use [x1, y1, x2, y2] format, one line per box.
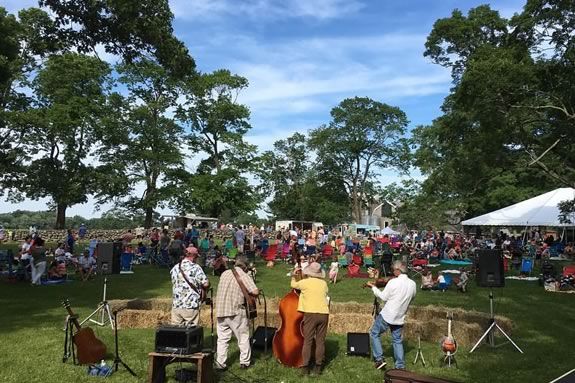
[112, 309, 137, 377]
[261, 290, 269, 356]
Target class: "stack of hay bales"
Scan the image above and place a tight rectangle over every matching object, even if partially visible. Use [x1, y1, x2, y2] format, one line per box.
[109, 299, 514, 347]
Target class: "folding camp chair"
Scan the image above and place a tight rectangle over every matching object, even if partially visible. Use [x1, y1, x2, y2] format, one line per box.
[364, 253, 374, 267]
[521, 257, 534, 277]
[337, 254, 348, 267]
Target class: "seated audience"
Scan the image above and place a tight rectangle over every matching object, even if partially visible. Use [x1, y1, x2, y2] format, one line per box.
[78, 250, 96, 281]
[421, 269, 434, 290]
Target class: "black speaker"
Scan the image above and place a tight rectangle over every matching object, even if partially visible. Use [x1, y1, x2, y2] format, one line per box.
[96, 242, 122, 274]
[476, 249, 505, 288]
[155, 325, 203, 354]
[251, 326, 276, 350]
[346, 332, 370, 356]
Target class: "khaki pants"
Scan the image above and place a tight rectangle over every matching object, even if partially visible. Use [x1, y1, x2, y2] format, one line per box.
[171, 308, 200, 327]
[302, 313, 329, 367]
[216, 310, 251, 367]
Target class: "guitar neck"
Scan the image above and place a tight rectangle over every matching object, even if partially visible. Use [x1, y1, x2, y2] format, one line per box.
[65, 306, 82, 332]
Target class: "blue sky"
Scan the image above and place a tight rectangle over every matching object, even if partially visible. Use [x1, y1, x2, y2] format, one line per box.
[0, 0, 526, 218]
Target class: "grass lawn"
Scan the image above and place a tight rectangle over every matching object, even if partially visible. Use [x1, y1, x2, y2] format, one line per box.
[0, 249, 574, 383]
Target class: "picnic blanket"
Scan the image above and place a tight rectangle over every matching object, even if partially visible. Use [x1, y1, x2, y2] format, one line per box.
[505, 276, 539, 281]
[439, 259, 473, 266]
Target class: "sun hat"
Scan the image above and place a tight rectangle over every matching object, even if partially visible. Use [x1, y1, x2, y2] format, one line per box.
[303, 262, 325, 279]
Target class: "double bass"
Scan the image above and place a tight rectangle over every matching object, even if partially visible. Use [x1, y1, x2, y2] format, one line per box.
[272, 266, 305, 367]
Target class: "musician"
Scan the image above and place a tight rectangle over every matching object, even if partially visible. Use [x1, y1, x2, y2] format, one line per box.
[214, 257, 259, 370]
[170, 246, 209, 326]
[290, 262, 329, 376]
[366, 260, 416, 370]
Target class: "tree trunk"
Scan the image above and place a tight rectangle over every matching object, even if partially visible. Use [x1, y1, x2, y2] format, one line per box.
[144, 207, 154, 229]
[55, 203, 67, 229]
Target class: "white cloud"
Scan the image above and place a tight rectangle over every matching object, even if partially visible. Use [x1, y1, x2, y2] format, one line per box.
[170, 0, 363, 21]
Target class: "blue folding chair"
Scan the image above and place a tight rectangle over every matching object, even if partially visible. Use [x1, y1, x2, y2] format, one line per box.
[521, 258, 534, 276]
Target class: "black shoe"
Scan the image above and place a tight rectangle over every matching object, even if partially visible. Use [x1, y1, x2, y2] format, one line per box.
[214, 363, 227, 371]
[374, 360, 387, 370]
[300, 366, 310, 376]
[240, 364, 250, 370]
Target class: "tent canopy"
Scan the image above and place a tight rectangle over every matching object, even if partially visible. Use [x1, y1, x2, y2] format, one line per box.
[381, 226, 400, 235]
[461, 188, 575, 227]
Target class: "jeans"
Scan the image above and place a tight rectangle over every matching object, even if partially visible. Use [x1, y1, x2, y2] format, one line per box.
[370, 314, 405, 368]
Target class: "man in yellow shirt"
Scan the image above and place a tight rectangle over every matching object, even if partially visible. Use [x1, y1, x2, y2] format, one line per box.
[290, 262, 329, 376]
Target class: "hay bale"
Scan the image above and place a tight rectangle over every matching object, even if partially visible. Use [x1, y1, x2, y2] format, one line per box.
[117, 309, 169, 329]
[109, 298, 513, 347]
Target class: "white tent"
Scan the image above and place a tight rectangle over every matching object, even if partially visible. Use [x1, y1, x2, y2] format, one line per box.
[461, 188, 575, 227]
[381, 226, 400, 235]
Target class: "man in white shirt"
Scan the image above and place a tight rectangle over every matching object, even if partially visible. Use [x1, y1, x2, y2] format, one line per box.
[366, 260, 416, 370]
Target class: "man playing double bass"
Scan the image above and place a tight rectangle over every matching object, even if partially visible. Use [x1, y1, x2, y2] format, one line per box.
[290, 262, 329, 376]
[366, 260, 416, 370]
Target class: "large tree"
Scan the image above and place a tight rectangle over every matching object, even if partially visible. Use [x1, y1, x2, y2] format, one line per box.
[415, 2, 575, 219]
[22, 53, 112, 228]
[257, 132, 349, 224]
[96, 59, 185, 228]
[0, 7, 60, 195]
[39, 0, 194, 77]
[309, 97, 410, 223]
[172, 69, 260, 219]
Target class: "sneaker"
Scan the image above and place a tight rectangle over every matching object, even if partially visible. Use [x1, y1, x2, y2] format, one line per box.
[300, 366, 310, 376]
[214, 363, 227, 371]
[312, 365, 323, 375]
[374, 360, 387, 370]
[240, 364, 250, 370]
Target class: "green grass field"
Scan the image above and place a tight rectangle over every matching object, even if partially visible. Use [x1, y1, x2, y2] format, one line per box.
[0, 247, 574, 383]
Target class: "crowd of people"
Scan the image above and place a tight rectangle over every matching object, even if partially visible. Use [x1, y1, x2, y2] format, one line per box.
[3, 222, 574, 374]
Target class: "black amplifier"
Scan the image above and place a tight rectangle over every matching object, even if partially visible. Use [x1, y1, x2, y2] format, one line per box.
[155, 325, 203, 354]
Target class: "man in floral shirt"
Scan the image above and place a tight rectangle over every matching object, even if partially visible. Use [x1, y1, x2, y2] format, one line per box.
[170, 246, 210, 326]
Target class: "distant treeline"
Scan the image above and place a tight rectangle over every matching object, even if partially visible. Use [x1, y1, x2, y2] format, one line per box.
[0, 210, 146, 230]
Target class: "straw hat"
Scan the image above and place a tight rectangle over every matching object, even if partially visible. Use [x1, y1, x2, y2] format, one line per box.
[303, 262, 325, 279]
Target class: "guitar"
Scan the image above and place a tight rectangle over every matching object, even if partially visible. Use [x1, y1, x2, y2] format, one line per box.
[61, 299, 107, 364]
[231, 268, 258, 319]
[441, 312, 457, 355]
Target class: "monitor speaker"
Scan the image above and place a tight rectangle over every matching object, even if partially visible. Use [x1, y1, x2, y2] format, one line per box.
[96, 242, 122, 274]
[476, 249, 505, 288]
[346, 332, 370, 356]
[251, 326, 276, 350]
[155, 326, 203, 354]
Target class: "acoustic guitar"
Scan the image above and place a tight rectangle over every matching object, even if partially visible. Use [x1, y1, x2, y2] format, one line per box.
[61, 299, 107, 364]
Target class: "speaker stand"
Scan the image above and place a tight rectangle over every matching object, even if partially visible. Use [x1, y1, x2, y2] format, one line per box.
[413, 336, 426, 366]
[469, 290, 523, 354]
[80, 277, 114, 329]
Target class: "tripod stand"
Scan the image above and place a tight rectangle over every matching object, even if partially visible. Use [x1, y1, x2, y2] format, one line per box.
[413, 336, 426, 366]
[112, 309, 137, 377]
[80, 277, 114, 329]
[62, 315, 77, 364]
[469, 290, 523, 353]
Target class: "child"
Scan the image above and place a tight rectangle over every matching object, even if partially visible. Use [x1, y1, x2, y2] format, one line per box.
[329, 258, 339, 284]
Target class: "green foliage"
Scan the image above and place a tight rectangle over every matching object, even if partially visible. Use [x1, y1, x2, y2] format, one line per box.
[257, 133, 350, 225]
[0, 209, 145, 229]
[310, 97, 410, 223]
[19, 53, 112, 228]
[38, 0, 195, 77]
[96, 59, 185, 228]
[416, 2, 575, 220]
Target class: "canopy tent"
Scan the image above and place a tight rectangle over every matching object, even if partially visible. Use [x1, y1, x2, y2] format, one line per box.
[381, 226, 400, 235]
[461, 188, 575, 227]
